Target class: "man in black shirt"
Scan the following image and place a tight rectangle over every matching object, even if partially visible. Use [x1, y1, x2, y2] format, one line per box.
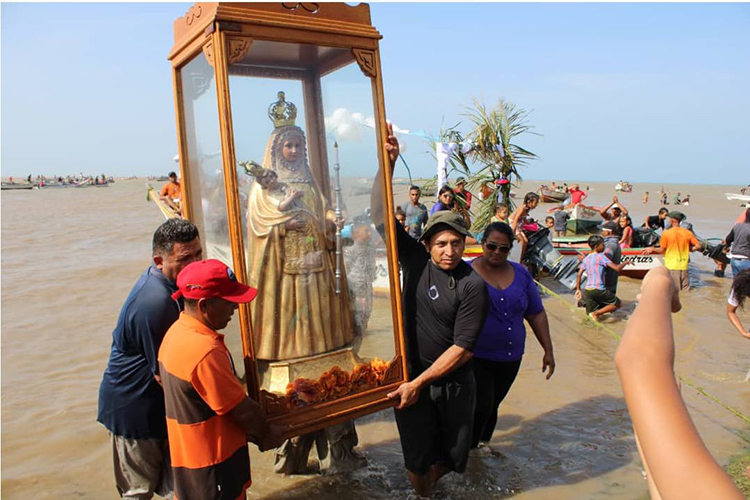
[372, 126, 489, 497]
[643, 207, 669, 231]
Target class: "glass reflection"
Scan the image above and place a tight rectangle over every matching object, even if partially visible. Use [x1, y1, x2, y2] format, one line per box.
[227, 40, 397, 411]
[179, 52, 244, 378]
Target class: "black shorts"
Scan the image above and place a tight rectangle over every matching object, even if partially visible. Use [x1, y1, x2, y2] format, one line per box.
[394, 376, 476, 475]
[584, 288, 621, 314]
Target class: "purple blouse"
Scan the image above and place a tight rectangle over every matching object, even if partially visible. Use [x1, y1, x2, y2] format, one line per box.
[472, 262, 544, 362]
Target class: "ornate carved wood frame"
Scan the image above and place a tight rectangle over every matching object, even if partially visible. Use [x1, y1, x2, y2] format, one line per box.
[168, 2, 406, 438]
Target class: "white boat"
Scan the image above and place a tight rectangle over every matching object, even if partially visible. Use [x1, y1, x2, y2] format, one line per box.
[615, 182, 632, 192]
[725, 192, 750, 202]
[566, 204, 603, 234]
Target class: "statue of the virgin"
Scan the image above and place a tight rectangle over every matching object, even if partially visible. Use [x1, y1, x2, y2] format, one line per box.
[246, 92, 356, 361]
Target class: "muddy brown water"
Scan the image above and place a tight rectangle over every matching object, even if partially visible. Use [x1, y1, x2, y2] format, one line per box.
[2, 178, 748, 499]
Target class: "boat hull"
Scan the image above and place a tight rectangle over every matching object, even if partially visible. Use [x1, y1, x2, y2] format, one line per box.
[555, 245, 662, 279]
[538, 188, 568, 203]
[566, 204, 602, 234]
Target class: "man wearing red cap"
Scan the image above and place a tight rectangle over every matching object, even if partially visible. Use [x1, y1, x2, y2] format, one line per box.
[158, 259, 282, 500]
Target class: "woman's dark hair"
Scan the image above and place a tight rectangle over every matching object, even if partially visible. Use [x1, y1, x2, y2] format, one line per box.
[658, 207, 669, 215]
[437, 185, 454, 206]
[622, 215, 632, 226]
[395, 205, 406, 217]
[523, 192, 540, 205]
[732, 270, 750, 308]
[482, 222, 515, 247]
[152, 219, 199, 256]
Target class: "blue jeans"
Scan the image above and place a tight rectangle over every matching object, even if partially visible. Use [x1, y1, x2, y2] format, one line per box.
[731, 258, 750, 277]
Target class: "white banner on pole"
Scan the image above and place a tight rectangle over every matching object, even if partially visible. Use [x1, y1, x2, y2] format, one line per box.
[435, 142, 456, 196]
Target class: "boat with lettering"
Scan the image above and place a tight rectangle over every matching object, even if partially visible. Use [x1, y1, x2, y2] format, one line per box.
[567, 204, 603, 234]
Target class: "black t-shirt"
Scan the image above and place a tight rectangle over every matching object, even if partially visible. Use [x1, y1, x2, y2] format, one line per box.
[645, 215, 665, 230]
[379, 220, 489, 382]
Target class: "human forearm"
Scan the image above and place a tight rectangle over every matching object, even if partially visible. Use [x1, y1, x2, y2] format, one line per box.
[411, 345, 473, 390]
[527, 311, 553, 354]
[616, 270, 742, 499]
[726, 305, 750, 339]
[387, 344, 474, 409]
[229, 397, 271, 441]
[371, 124, 399, 226]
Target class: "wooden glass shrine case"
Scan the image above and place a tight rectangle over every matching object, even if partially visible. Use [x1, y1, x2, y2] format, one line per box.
[169, 2, 406, 438]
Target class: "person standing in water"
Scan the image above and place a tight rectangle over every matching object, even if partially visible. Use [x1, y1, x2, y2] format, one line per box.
[643, 211, 700, 292]
[97, 219, 202, 499]
[371, 127, 489, 498]
[469, 222, 555, 449]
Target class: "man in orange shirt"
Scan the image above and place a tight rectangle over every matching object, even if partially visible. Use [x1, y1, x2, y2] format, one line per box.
[643, 211, 700, 291]
[158, 259, 282, 500]
[160, 171, 182, 215]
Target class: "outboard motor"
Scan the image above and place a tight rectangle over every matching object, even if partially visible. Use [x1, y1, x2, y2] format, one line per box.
[680, 222, 730, 265]
[523, 228, 581, 290]
[633, 227, 660, 248]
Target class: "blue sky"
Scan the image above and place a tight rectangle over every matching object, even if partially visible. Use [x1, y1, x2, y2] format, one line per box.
[2, 2, 749, 183]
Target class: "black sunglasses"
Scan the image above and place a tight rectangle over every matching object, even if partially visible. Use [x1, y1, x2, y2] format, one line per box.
[484, 242, 511, 253]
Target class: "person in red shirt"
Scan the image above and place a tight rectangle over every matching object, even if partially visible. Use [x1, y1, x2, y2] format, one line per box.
[158, 259, 283, 500]
[453, 177, 473, 209]
[568, 183, 587, 206]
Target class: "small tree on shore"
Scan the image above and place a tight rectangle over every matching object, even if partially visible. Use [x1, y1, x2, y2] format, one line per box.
[427, 98, 539, 231]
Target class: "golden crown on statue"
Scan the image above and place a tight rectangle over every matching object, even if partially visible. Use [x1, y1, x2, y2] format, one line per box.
[268, 91, 297, 128]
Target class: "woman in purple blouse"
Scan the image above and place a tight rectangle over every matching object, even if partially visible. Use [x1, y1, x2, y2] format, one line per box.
[430, 184, 455, 215]
[470, 222, 556, 449]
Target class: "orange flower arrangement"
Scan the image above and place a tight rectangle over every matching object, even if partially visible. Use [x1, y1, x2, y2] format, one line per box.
[284, 357, 392, 410]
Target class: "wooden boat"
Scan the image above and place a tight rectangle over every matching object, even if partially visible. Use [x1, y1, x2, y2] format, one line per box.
[1, 183, 33, 191]
[567, 204, 602, 234]
[537, 187, 568, 203]
[552, 235, 661, 279]
[147, 183, 179, 220]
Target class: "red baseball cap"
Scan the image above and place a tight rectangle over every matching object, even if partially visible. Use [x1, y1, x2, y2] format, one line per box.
[172, 259, 257, 303]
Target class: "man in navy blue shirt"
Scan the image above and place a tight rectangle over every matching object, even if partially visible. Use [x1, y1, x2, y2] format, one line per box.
[98, 218, 202, 499]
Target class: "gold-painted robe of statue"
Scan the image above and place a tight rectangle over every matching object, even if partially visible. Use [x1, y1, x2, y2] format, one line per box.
[246, 125, 355, 361]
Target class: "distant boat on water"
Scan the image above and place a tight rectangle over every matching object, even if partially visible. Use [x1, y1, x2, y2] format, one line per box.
[1, 182, 33, 191]
[537, 187, 568, 203]
[725, 192, 750, 203]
